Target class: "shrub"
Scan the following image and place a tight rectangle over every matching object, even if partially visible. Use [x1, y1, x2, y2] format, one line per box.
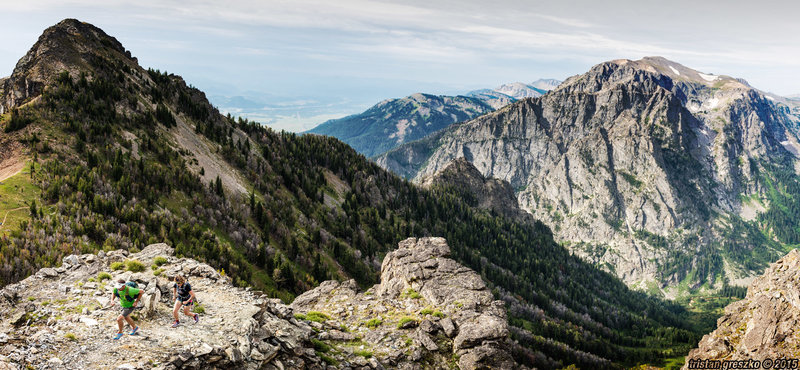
[319, 353, 338, 365]
[401, 288, 422, 299]
[110, 262, 124, 271]
[153, 268, 163, 276]
[433, 311, 446, 318]
[354, 350, 372, 359]
[311, 338, 331, 353]
[397, 317, 417, 329]
[97, 272, 112, 281]
[419, 308, 433, 316]
[293, 313, 306, 320]
[65, 332, 77, 341]
[153, 256, 168, 266]
[364, 318, 382, 328]
[192, 304, 205, 314]
[305, 311, 330, 323]
[125, 259, 145, 272]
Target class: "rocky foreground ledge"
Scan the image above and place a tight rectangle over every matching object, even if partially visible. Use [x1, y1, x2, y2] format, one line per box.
[684, 249, 800, 369]
[0, 238, 521, 369]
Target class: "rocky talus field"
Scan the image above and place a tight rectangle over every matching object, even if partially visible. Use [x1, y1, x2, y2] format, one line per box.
[0, 238, 520, 369]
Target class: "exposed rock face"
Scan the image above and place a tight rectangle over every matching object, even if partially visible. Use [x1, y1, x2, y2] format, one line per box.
[307, 93, 494, 157]
[1, 19, 137, 113]
[377, 56, 799, 293]
[684, 249, 800, 368]
[419, 158, 536, 224]
[0, 243, 326, 369]
[291, 237, 520, 369]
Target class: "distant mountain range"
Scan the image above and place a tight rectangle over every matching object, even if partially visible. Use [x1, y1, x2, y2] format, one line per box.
[306, 79, 562, 157]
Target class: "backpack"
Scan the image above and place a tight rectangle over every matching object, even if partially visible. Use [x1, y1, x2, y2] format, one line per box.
[114, 281, 139, 301]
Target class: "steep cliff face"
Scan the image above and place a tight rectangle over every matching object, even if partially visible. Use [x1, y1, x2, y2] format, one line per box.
[377, 57, 799, 294]
[683, 249, 800, 368]
[0, 239, 521, 369]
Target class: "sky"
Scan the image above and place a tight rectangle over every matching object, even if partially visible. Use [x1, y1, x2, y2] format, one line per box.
[1, 0, 799, 131]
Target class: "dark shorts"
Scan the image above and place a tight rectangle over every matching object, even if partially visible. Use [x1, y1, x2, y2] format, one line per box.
[121, 307, 134, 317]
[179, 297, 193, 307]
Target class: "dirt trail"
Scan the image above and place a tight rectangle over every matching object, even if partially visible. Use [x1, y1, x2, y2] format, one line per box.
[0, 206, 26, 230]
[0, 146, 24, 182]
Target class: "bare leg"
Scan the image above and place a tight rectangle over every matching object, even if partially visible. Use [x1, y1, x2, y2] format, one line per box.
[183, 305, 196, 318]
[172, 300, 181, 321]
[116, 315, 124, 333]
[124, 315, 136, 329]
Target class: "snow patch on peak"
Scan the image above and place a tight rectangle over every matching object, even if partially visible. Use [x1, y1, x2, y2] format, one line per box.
[699, 73, 719, 82]
[669, 66, 680, 76]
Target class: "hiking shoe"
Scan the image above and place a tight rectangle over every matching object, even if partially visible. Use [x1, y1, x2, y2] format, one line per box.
[113, 333, 123, 340]
[171, 321, 179, 328]
[130, 326, 139, 335]
[193, 314, 199, 324]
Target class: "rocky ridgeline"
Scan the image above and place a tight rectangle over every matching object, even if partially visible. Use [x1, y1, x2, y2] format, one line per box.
[292, 237, 518, 369]
[684, 249, 800, 368]
[0, 243, 324, 369]
[0, 238, 520, 369]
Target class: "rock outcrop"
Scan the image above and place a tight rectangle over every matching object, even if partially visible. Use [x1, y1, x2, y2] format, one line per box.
[292, 237, 520, 369]
[0, 243, 325, 369]
[0, 238, 520, 369]
[684, 249, 800, 368]
[420, 158, 536, 225]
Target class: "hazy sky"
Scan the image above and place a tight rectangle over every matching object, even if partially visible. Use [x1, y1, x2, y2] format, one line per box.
[2, 0, 798, 130]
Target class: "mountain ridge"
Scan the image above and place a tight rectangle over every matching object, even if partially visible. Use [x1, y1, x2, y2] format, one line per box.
[376, 56, 800, 296]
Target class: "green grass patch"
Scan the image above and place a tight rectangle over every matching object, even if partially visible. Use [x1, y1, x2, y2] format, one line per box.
[364, 318, 383, 328]
[65, 332, 77, 341]
[311, 338, 331, 353]
[354, 349, 372, 359]
[305, 311, 330, 323]
[433, 311, 445, 318]
[124, 259, 145, 272]
[97, 272, 112, 281]
[110, 261, 124, 271]
[397, 317, 416, 329]
[0, 161, 39, 236]
[318, 352, 338, 365]
[192, 304, 205, 314]
[153, 256, 168, 266]
[419, 308, 433, 315]
[401, 288, 422, 299]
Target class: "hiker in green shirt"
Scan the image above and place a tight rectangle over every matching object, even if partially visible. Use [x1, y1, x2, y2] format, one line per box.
[109, 279, 142, 340]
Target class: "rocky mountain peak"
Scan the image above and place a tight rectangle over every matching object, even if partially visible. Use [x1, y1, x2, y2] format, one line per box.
[420, 158, 535, 224]
[684, 249, 800, 367]
[1, 18, 137, 113]
[0, 238, 520, 369]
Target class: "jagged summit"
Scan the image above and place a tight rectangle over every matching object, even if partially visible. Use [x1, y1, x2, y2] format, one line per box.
[1, 18, 137, 113]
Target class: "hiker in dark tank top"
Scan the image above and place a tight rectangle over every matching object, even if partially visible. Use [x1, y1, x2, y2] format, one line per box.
[171, 275, 199, 327]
